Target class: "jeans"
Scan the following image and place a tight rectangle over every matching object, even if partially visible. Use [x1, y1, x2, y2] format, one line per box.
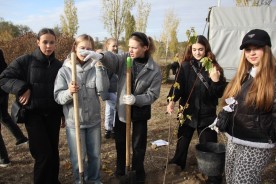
[104, 92, 117, 131]
[66, 124, 101, 184]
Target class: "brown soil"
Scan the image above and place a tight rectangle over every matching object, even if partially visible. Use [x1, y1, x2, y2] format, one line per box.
[0, 83, 275, 184]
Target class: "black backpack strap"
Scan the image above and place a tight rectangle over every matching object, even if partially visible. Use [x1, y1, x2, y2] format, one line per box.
[191, 63, 209, 90]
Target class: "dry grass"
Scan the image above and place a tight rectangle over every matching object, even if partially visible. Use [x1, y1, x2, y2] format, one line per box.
[0, 83, 275, 184]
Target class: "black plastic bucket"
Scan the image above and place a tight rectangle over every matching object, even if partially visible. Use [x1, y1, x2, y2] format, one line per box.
[195, 142, 225, 176]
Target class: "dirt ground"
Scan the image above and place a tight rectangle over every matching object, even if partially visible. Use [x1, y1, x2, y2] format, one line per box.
[0, 83, 275, 184]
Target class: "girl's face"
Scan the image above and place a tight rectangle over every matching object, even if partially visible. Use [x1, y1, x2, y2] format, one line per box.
[37, 33, 56, 57]
[244, 46, 264, 67]
[107, 41, 118, 53]
[128, 39, 148, 59]
[75, 40, 93, 62]
[192, 43, 206, 60]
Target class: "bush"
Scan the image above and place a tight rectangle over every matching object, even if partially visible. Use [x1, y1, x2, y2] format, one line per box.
[0, 33, 174, 83]
[159, 63, 174, 84]
[0, 33, 74, 64]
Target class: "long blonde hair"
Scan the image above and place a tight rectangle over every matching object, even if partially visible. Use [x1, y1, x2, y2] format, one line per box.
[222, 46, 276, 111]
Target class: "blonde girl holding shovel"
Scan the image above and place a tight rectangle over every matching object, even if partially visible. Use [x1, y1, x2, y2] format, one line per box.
[80, 32, 162, 183]
[54, 34, 109, 184]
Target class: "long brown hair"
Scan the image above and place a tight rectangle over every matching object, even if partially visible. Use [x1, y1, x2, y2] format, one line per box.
[222, 46, 276, 111]
[183, 35, 214, 61]
[183, 35, 224, 76]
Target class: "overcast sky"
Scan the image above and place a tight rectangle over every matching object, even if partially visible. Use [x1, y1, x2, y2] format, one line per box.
[0, 0, 275, 41]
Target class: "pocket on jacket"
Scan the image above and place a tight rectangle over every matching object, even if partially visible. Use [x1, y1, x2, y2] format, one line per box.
[135, 81, 150, 94]
[86, 81, 96, 88]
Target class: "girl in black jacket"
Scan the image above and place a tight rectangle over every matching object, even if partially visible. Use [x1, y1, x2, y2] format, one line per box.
[167, 35, 226, 183]
[222, 29, 276, 184]
[0, 28, 63, 184]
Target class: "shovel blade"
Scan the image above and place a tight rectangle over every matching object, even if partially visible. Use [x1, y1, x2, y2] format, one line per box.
[119, 170, 136, 184]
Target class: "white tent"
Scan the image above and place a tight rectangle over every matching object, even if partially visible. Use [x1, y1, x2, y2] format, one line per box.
[208, 6, 276, 80]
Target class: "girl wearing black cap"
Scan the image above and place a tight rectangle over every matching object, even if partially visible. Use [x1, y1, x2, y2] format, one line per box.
[221, 29, 276, 183]
[79, 32, 162, 182]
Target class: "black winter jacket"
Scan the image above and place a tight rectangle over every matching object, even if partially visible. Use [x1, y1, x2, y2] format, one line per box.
[226, 75, 276, 144]
[168, 60, 227, 128]
[0, 48, 63, 115]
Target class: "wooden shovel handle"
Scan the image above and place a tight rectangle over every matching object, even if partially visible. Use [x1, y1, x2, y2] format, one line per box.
[126, 57, 132, 170]
[71, 52, 84, 180]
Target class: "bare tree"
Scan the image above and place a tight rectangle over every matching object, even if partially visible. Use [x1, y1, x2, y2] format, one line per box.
[235, 0, 272, 6]
[135, 0, 151, 32]
[101, 0, 136, 41]
[160, 9, 180, 62]
[60, 0, 79, 37]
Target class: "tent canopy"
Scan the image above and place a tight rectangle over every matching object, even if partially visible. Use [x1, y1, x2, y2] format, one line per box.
[208, 6, 276, 80]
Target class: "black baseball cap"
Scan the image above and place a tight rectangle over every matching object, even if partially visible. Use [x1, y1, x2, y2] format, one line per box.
[240, 29, 271, 50]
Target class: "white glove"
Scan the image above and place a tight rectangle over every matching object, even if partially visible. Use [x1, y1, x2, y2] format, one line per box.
[79, 49, 103, 61]
[123, 94, 136, 105]
[208, 118, 219, 133]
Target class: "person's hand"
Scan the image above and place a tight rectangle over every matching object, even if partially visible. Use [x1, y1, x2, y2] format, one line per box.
[208, 118, 219, 133]
[19, 89, 31, 105]
[79, 49, 103, 62]
[166, 101, 175, 115]
[68, 82, 79, 95]
[209, 66, 220, 82]
[123, 94, 136, 105]
[95, 61, 104, 67]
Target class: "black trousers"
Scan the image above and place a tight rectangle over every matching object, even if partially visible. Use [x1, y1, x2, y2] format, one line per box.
[171, 123, 217, 169]
[114, 113, 147, 176]
[0, 93, 27, 162]
[25, 111, 61, 184]
[0, 131, 9, 163]
[0, 94, 27, 142]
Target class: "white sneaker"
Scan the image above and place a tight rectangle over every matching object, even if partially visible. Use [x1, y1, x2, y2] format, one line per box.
[0, 161, 11, 168]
